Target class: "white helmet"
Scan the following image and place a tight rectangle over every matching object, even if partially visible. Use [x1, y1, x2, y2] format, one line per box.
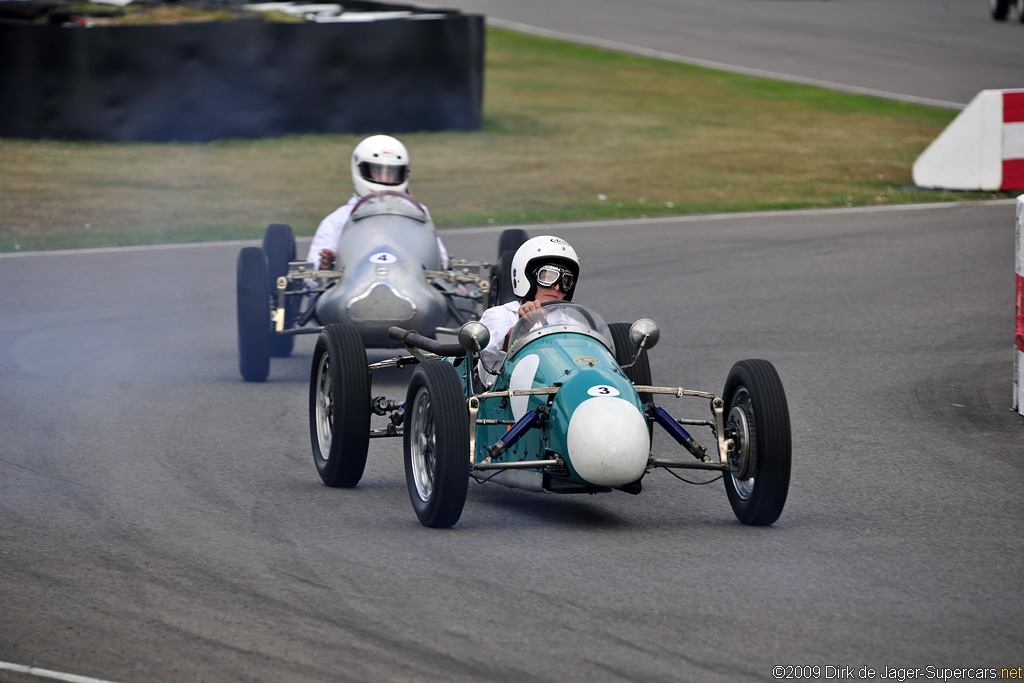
[510, 235, 580, 302]
[351, 134, 410, 197]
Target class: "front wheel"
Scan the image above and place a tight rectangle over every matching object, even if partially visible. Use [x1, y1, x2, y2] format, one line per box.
[309, 323, 371, 487]
[404, 360, 470, 528]
[722, 359, 791, 526]
[237, 247, 271, 382]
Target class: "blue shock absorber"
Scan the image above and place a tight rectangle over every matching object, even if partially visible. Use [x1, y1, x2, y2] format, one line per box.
[488, 410, 541, 459]
[653, 407, 708, 461]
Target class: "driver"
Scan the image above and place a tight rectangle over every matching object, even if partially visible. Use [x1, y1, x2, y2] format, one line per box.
[477, 235, 580, 388]
[305, 134, 450, 272]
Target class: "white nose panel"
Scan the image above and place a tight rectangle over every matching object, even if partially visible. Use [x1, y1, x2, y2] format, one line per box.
[566, 397, 649, 486]
[509, 354, 541, 421]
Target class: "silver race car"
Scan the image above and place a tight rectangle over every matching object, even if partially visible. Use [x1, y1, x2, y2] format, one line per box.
[236, 191, 521, 382]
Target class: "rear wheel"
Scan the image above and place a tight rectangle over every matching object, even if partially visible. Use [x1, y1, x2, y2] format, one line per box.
[722, 359, 791, 526]
[990, 0, 1010, 19]
[237, 247, 271, 382]
[310, 324, 371, 487]
[495, 229, 528, 305]
[497, 228, 529, 257]
[495, 249, 518, 305]
[263, 223, 298, 358]
[404, 360, 470, 528]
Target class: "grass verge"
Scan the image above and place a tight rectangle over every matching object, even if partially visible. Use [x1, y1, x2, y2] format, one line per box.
[0, 26, 1010, 253]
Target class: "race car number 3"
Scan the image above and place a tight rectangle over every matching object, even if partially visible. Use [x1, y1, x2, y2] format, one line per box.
[370, 252, 397, 264]
[587, 385, 620, 397]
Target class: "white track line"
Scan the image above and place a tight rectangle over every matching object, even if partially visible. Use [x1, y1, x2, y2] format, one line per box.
[0, 660, 123, 683]
[441, 199, 1019, 236]
[476, 17, 966, 111]
[0, 199, 1017, 258]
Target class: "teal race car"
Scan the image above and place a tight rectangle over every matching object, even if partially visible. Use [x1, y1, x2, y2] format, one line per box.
[309, 301, 791, 528]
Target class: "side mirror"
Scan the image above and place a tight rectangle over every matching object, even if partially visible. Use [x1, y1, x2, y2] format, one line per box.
[458, 321, 491, 353]
[628, 318, 660, 351]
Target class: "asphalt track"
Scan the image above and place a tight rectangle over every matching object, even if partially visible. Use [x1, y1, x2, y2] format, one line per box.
[2, 200, 1022, 682]
[430, 0, 1024, 109]
[3, 2, 1024, 682]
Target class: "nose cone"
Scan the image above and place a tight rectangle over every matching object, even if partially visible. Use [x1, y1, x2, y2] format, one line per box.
[566, 397, 649, 486]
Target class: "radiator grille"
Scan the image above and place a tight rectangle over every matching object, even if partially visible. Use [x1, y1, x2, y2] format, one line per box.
[348, 283, 415, 321]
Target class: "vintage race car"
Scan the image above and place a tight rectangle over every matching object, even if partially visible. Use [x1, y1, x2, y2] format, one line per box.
[236, 191, 523, 382]
[308, 301, 792, 528]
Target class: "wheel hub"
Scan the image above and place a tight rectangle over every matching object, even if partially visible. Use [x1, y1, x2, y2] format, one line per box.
[410, 388, 436, 501]
[315, 354, 333, 458]
[726, 390, 757, 499]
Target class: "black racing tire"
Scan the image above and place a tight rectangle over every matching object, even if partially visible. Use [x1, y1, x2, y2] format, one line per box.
[608, 322, 653, 405]
[495, 248, 519, 305]
[237, 246, 271, 382]
[404, 360, 470, 528]
[497, 228, 529, 258]
[722, 359, 791, 526]
[309, 323, 371, 487]
[262, 223, 297, 358]
[1019, 0, 1024, 23]
[991, 0, 1010, 19]
[494, 229, 528, 305]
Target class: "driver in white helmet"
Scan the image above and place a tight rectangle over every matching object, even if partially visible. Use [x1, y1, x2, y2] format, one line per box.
[306, 134, 449, 272]
[477, 235, 580, 388]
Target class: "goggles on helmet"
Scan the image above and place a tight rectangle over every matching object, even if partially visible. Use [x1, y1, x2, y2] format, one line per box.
[534, 264, 575, 292]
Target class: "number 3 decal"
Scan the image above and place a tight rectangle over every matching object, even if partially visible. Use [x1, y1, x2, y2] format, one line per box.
[587, 385, 620, 397]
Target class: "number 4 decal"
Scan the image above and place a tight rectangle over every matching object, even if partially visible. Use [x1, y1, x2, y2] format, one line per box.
[370, 252, 397, 264]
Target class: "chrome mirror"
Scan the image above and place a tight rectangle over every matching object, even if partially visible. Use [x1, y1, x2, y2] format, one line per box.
[458, 321, 490, 353]
[628, 318, 660, 351]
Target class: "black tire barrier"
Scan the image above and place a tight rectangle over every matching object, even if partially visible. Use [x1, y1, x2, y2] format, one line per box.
[0, 4, 483, 141]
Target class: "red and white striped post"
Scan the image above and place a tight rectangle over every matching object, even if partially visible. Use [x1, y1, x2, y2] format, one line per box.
[1016, 196, 1024, 415]
[1005, 93, 1024, 191]
[913, 89, 1024, 191]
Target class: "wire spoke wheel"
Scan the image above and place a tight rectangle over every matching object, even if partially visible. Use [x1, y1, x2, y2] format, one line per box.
[313, 352, 334, 456]
[403, 360, 469, 528]
[309, 323, 370, 487]
[409, 387, 438, 501]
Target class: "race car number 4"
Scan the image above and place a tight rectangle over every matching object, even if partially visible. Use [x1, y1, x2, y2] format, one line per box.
[370, 252, 397, 264]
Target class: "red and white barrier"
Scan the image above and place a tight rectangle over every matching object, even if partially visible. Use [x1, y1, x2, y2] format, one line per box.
[1016, 195, 1024, 415]
[913, 89, 1024, 192]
